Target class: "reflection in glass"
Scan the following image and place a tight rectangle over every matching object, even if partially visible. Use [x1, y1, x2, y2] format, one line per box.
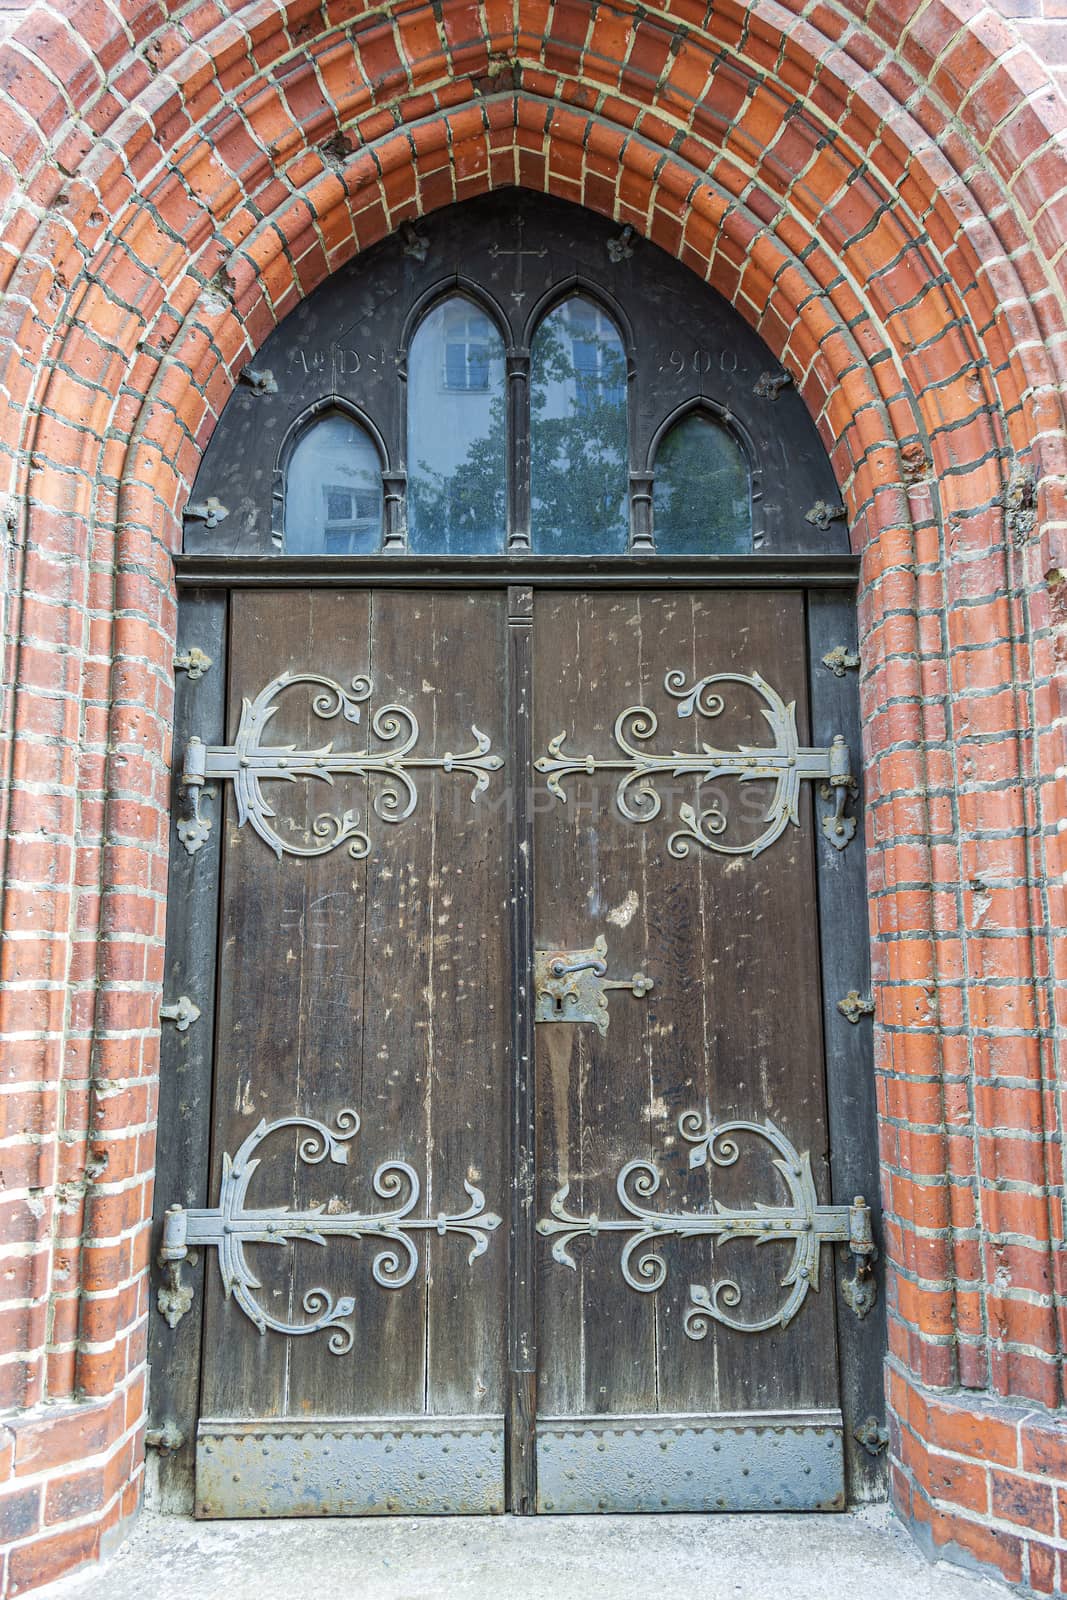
[284, 411, 383, 554]
[408, 296, 507, 553]
[653, 412, 751, 554]
[530, 297, 628, 554]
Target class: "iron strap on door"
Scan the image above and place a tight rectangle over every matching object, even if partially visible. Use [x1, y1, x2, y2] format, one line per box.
[173, 663, 854, 865]
[158, 1105, 875, 1345]
[536, 1111, 877, 1332]
[158, 1111, 502, 1349]
[177, 668, 505, 861]
[535, 667, 856, 857]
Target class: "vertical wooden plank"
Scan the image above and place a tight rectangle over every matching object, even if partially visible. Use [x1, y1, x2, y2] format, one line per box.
[351, 590, 509, 1427]
[808, 589, 887, 1501]
[311, 586, 423, 1420]
[199, 589, 372, 1426]
[534, 591, 659, 1423]
[149, 590, 226, 1512]
[278, 591, 376, 1423]
[418, 589, 509, 1423]
[650, 589, 838, 1419]
[506, 585, 536, 1511]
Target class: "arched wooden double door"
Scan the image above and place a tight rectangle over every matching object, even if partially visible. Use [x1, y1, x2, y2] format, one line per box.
[151, 196, 885, 1519]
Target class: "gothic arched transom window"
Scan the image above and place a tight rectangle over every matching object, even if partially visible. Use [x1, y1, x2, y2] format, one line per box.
[185, 194, 846, 561]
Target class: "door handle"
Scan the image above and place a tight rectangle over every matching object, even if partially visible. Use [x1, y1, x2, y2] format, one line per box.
[534, 934, 653, 1035]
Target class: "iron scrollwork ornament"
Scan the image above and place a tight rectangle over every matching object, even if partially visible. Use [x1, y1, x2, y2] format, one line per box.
[158, 1111, 502, 1352]
[537, 1113, 875, 1335]
[535, 669, 856, 859]
[178, 670, 504, 861]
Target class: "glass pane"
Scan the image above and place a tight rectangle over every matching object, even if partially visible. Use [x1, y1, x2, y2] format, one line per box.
[408, 296, 506, 554]
[653, 413, 751, 555]
[530, 296, 628, 554]
[284, 411, 383, 554]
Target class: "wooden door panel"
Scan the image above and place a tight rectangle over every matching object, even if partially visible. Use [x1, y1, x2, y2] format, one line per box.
[357, 590, 511, 1422]
[196, 589, 510, 1515]
[200, 589, 373, 1426]
[180, 581, 858, 1518]
[532, 590, 844, 1511]
[532, 596, 657, 1422]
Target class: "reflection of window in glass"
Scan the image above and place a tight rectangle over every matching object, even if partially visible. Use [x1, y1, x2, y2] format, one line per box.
[284, 411, 383, 554]
[408, 295, 506, 553]
[568, 300, 626, 413]
[530, 295, 628, 554]
[653, 412, 751, 555]
[443, 302, 492, 391]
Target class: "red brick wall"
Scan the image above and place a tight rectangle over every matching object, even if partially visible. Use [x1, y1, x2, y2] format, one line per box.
[0, 1, 1064, 1593]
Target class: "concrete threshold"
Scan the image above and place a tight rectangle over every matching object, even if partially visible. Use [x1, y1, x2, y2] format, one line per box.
[36, 1504, 1011, 1600]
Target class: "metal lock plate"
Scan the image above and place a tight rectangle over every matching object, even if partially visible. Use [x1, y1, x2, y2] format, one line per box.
[534, 934, 652, 1035]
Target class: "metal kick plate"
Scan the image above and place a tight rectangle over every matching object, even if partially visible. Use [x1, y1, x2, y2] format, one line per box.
[196, 1416, 505, 1517]
[536, 1411, 845, 1514]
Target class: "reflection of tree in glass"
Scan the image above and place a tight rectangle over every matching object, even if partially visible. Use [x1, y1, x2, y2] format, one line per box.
[407, 303, 629, 554]
[408, 387, 507, 554]
[654, 413, 751, 556]
[530, 311, 628, 554]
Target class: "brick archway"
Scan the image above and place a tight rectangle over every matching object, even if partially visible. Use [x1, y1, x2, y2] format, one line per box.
[1, 3, 1065, 1593]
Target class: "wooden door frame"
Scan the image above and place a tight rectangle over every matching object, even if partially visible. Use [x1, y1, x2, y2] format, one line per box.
[149, 556, 884, 1514]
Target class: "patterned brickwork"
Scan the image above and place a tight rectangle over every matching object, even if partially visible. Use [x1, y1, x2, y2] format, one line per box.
[0, 1, 1065, 1593]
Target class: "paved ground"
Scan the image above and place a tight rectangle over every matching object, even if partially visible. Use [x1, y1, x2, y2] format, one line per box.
[38, 1504, 1009, 1600]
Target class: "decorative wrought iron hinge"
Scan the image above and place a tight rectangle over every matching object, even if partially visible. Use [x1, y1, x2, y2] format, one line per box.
[854, 1416, 889, 1456]
[174, 646, 213, 681]
[157, 1111, 501, 1351]
[177, 670, 504, 862]
[837, 990, 875, 1024]
[157, 1212, 196, 1329]
[538, 1114, 877, 1334]
[821, 645, 859, 677]
[534, 935, 652, 1034]
[159, 995, 200, 1031]
[536, 669, 857, 858]
[183, 496, 229, 528]
[804, 500, 847, 532]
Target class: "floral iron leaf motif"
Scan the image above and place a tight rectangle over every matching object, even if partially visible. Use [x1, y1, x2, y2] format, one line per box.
[536, 1112, 875, 1336]
[535, 669, 855, 859]
[178, 670, 504, 861]
[158, 1110, 502, 1353]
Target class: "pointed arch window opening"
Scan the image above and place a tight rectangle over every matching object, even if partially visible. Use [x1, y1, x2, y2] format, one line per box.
[529, 294, 630, 555]
[282, 408, 386, 556]
[406, 293, 508, 555]
[442, 300, 495, 393]
[650, 409, 754, 557]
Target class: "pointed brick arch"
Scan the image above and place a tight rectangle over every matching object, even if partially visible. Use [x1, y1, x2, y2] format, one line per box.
[1, 3, 1065, 1593]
